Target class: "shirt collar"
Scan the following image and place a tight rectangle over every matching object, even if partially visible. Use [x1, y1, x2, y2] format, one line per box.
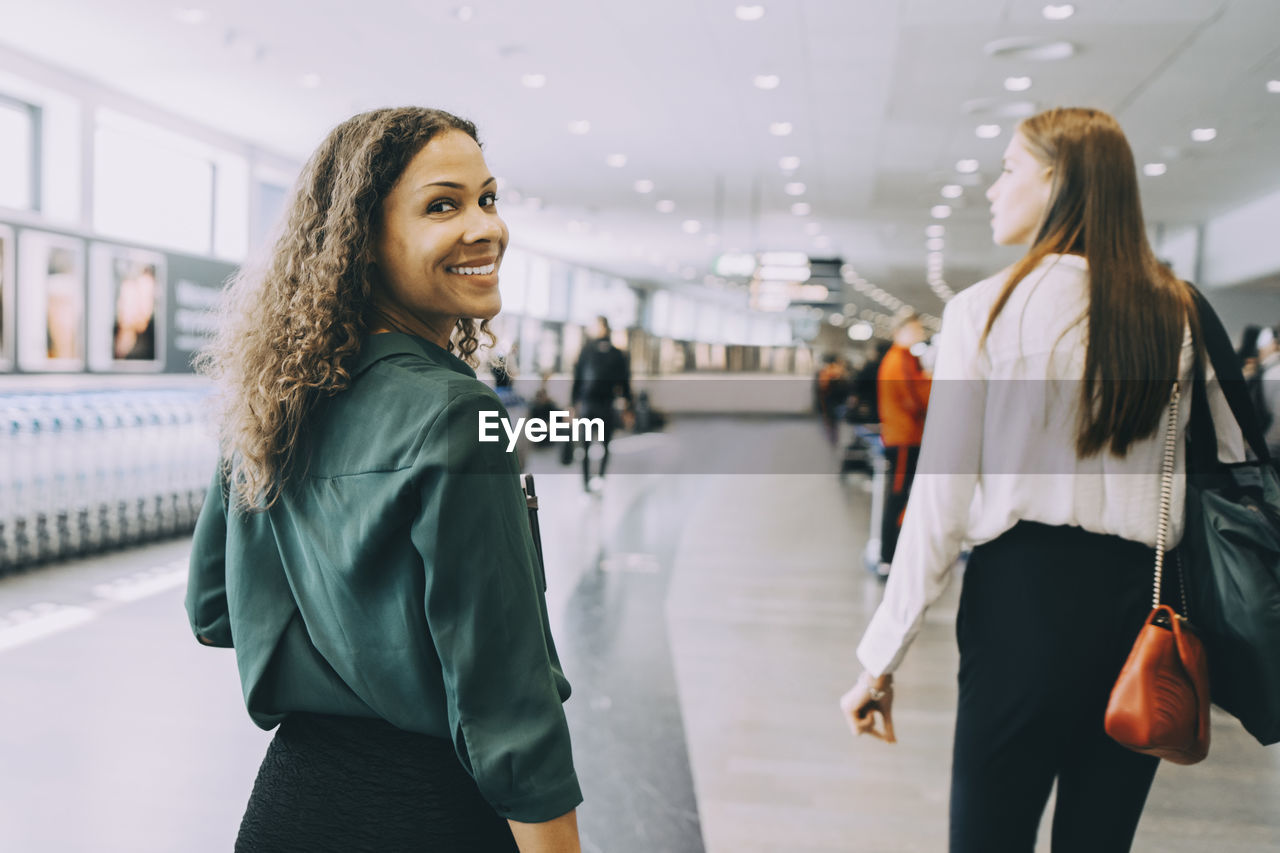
[354, 332, 477, 379]
[1046, 253, 1088, 271]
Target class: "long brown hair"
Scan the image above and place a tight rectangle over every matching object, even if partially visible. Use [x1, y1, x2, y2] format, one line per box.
[198, 107, 495, 511]
[980, 107, 1198, 457]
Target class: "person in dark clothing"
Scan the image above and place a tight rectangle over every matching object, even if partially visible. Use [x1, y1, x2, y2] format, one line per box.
[571, 316, 633, 492]
[848, 341, 890, 426]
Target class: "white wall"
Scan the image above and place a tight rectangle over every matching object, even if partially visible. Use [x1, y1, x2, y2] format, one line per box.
[1201, 187, 1280, 288]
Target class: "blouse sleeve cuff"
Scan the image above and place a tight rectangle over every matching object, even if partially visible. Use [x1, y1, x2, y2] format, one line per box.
[491, 772, 584, 824]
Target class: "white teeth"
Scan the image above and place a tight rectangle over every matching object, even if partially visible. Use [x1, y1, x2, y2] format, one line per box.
[448, 263, 495, 275]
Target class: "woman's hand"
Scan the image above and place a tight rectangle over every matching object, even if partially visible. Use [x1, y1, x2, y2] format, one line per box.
[839, 671, 897, 743]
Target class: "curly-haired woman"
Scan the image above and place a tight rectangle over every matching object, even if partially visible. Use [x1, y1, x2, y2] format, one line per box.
[186, 107, 582, 853]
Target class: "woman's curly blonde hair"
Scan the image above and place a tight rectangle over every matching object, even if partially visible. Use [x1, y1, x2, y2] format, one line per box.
[198, 107, 494, 511]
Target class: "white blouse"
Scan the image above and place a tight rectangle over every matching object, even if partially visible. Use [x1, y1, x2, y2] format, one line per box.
[856, 253, 1245, 677]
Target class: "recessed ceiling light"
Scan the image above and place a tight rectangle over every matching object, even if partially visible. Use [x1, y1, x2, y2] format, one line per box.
[779, 155, 800, 171]
[173, 8, 209, 24]
[1191, 127, 1217, 142]
[984, 36, 1075, 61]
[521, 73, 547, 89]
[657, 199, 676, 213]
[956, 159, 980, 174]
[791, 202, 812, 216]
[849, 323, 874, 342]
[806, 222, 822, 235]
[761, 251, 808, 266]
[634, 179, 655, 193]
[926, 224, 946, 238]
[976, 124, 1001, 139]
[770, 122, 793, 136]
[753, 74, 780, 90]
[1143, 162, 1168, 177]
[963, 98, 1038, 118]
[1042, 4, 1075, 20]
[941, 184, 963, 199]
[1269, 80, 1280, 94]
[785, 182, 806, 196]
[606, 153, 627, 168]
[298, 73, 321, 88]
[682, 219, 702, 234]
[931, 205, 952, 219]
[454, 5, 474, 21]
[1004, 76, 1033, 92]
[927, 238, 945, 251]
[567, 120, 591, 135]
[735, 5, 765, 21]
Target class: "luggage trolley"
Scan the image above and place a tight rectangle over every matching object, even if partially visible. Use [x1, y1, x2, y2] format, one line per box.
[840, 422, 891, 577]
[862, 428, 891, 577]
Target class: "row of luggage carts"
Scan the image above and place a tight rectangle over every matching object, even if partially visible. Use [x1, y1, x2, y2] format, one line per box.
[0, 389, 218, 574]
[840, 423, 891, 576]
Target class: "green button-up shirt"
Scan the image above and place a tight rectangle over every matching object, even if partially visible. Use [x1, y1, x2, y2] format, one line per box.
[186, 332, 582, 823]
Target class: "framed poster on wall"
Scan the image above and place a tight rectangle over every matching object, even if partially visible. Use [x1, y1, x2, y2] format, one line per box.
[17, 230, 86, 372]
[0, 225, 13, 371]
[88, 243, 166, 371]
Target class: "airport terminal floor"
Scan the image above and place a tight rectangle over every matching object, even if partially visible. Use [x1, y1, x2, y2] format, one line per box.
[2, 416, 1279, 853]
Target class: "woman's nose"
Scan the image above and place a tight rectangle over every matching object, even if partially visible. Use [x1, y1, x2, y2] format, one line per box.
[465, 208, 505, 243]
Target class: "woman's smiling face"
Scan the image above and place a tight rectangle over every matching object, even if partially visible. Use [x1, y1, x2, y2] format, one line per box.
[371, 130, 508, 347]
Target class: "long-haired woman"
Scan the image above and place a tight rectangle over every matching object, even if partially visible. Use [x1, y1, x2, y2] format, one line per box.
[840, 106, 1243, 852]
[186, 107, 582, 853]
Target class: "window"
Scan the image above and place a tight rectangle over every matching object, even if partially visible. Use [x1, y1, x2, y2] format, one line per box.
[0, 96, 37, 211]
[250, 180, 288, 249]
[93, 111, 215, 255]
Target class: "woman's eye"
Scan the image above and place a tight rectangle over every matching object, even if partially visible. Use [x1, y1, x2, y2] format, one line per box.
[480, 192, 499, 208]
[427, 199, 458, 214]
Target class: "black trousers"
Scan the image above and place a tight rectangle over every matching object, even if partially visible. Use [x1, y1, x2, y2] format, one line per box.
[236, 713, 518, 853]
[880, 445, 920, 564]
[950, 522, 1160, 853]
[579, 402, 617, 486]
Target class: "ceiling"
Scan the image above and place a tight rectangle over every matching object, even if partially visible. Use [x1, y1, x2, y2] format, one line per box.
[1, 0, 1278, 324]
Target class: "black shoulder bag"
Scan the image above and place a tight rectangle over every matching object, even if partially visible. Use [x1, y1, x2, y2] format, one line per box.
[1183, 287, 1280, 745]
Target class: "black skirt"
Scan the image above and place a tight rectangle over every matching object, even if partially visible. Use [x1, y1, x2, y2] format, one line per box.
[235, 713, 519, 853]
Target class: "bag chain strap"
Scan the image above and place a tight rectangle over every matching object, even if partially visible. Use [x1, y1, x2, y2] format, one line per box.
[1154, 381, 1189, 616]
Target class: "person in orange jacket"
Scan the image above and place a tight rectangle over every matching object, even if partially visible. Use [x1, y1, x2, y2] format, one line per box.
[876, 312, 932, 571]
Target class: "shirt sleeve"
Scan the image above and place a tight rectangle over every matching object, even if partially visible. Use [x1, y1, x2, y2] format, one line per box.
[571, 351, 584, 405]
[615, 348, 633, 405]
[857, 298, 984, 676]
[186, 465, 234, 648]
[410, 391, 583, 824]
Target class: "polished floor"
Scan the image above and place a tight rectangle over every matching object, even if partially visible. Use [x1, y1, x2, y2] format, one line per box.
[1, 418, 1279, 852]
